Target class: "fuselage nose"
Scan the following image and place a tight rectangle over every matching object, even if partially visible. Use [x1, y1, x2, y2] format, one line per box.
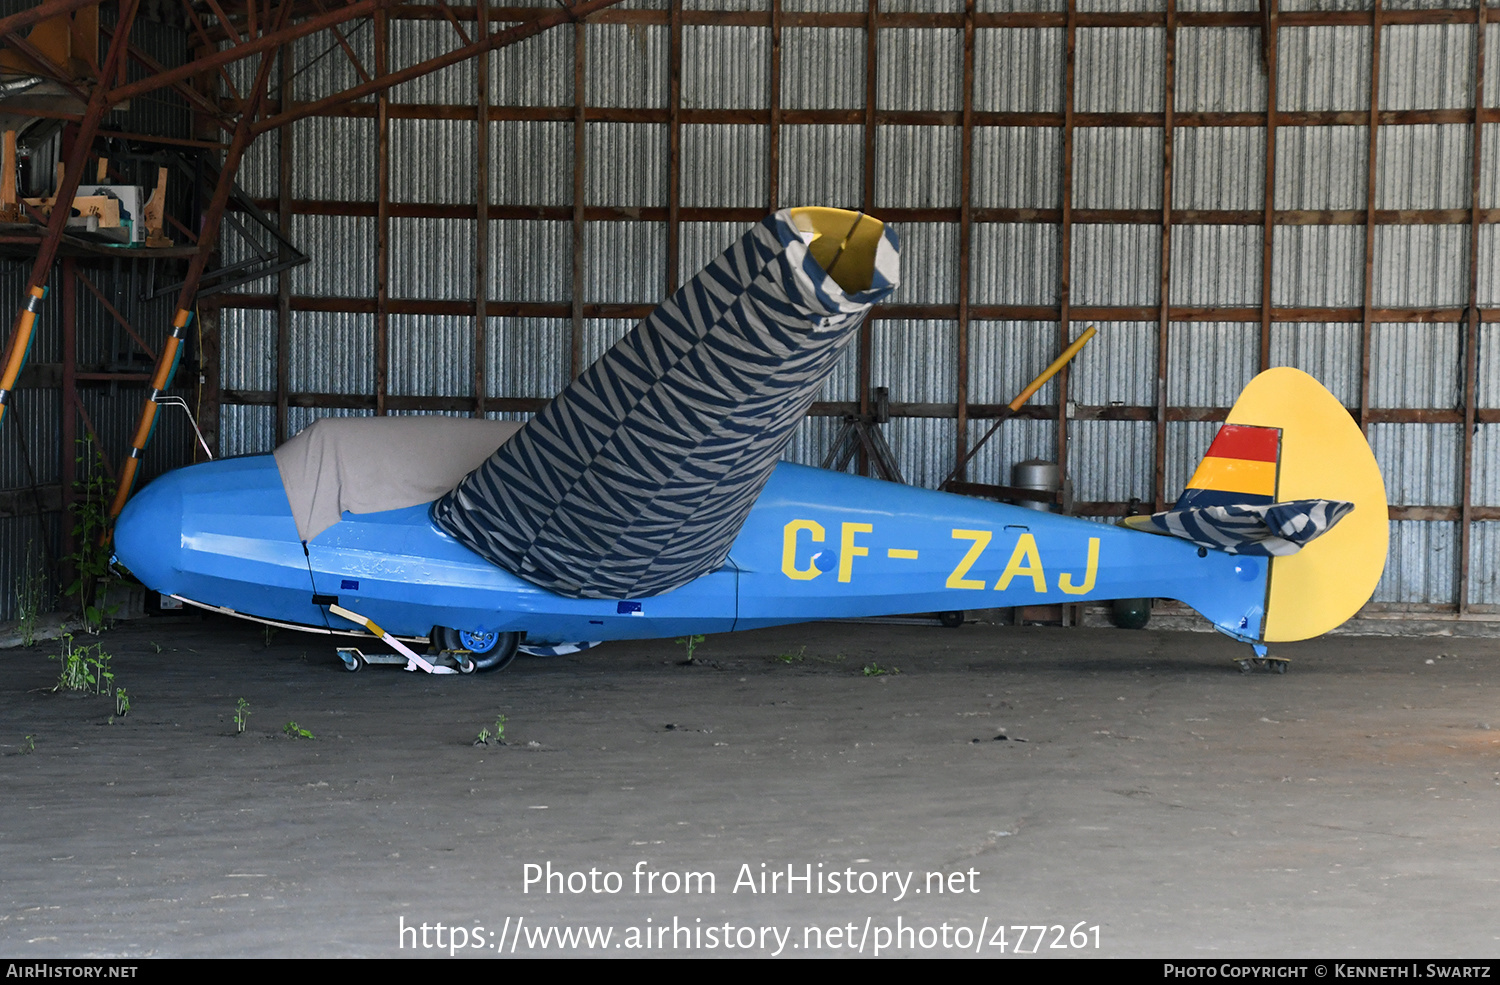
[112, 467, 187, 594]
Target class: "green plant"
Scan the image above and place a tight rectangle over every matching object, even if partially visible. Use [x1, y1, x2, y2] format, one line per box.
[476, 714, 508, 746]
[282, 721, 314, 740]
[52, 633, 88, 691]
[51, 633, 119, 697]
[64, 441, 118, 633]
[114, 687, 129, 717]
[20, 734, 34, 754]
[775, 646, 807, 664]
[14, 539, 45, 647]
[675, 634, 706, 664]
[87, 643, 113, 696]
[52, 633, 93, 691]
[862, 662, 899, 677]
[234, 698, 250, 734]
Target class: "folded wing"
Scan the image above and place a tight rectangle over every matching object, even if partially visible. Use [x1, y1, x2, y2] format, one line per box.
[431, 208, 900, 599]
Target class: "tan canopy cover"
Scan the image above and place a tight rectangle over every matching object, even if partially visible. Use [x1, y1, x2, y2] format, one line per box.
[273, 416, 523, 544]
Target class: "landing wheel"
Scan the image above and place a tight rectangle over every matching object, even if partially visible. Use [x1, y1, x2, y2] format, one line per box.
[938, 611, 965, 628]
[1235, 658, 1253, 674]
[1267, 658, 1289, 674]
[434, 626, 521, 673]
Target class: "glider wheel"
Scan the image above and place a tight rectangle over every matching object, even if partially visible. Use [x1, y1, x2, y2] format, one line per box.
[434, 626, 522, 673]
[938, 611, 964, 628]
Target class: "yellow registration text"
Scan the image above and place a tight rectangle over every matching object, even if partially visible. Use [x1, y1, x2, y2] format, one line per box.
[781, 519, 1099, 596]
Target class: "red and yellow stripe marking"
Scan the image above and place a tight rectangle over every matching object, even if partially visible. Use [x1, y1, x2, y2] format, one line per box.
[1184, 423, 1279, 500]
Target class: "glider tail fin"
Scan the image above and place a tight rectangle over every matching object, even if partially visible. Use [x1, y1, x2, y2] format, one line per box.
[1130, 368, 1388, 642]
[1223, 368, 1388, 642]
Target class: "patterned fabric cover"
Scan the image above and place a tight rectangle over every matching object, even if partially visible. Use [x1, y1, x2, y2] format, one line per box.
[1138, 499, 1355, 556]
[431, 210, 901, 598]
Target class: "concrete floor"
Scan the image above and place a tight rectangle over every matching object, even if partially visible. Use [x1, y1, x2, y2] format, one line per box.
[1, 615, 1497, 958]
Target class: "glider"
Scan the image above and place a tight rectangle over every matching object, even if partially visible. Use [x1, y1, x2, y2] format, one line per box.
[111, 207, 1388, 673]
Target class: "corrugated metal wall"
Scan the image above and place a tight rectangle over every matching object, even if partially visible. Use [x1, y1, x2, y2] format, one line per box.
[208, 0, 1499, 616]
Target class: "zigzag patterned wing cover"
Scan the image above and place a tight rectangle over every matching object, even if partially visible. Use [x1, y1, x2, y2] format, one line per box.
[431, 210, 901, 599]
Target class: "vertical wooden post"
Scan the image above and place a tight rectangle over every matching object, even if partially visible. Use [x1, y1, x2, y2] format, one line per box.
[571, 18, 587, 380]
[955, 0, 974, 481]
[475, 0, 490, 417]
[276, 43, 292, 443]
[198, 305, 220, 461]
[769, 0, 781, 211]
[667, 0, 682, 296]
[1260, 0, 1278, 374]
[858, 0, 879, 475]
[1154, 0, 1175, 513]
[375, 6, 390, 416]
[1459, 2, 1486, 613]
[1359, 0, 1383, 436]
[61, 256, 77, 567]
[1057, 0, 1076, 472]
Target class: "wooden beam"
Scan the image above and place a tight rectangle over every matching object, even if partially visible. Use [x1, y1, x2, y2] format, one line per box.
[572, 18, 586, 380]
[1359, 0, 1382, 436]
[375, 5, 390, 418]
[1459, 2, 1486, 613]
[1154, 0, 1175, 512]
[1260, 0, 1278, 373]
[1057, 0, 1077, 472]
[954, 0, 974, 481]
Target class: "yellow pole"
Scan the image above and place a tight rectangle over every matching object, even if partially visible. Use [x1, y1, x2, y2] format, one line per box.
[940, 324, 1097, 491]
[0, 285, 48, 428]
[1007, 324, 1097, 412]
[107, 307, 192, 523]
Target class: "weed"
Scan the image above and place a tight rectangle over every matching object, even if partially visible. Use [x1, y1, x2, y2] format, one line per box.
[51, 633, 121, 702]
[21, 735, 34, 754]
[475, 714, 508, 747]
[233, 698, 250, 734]
[149, 641, 162, 654]
[675, 634, 706, 664]
[263, 625, 278, 647]
[282, 721, 314, 740]
[52, 634, 91, 691]
[88, 644, 114, 696]
[14, 540, 45, 647]
[777, 647, 845, 667]
[862, 662, 899, 677]
[52, 633, 93, 692]
[64, 441, 117, 633]
[114, 687, 130, 717]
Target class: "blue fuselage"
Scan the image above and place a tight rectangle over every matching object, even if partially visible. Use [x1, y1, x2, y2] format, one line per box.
[114, 455, 1269, 645]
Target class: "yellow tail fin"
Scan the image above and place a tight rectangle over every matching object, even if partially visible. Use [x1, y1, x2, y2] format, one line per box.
[1226, 368, 1388, 642]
